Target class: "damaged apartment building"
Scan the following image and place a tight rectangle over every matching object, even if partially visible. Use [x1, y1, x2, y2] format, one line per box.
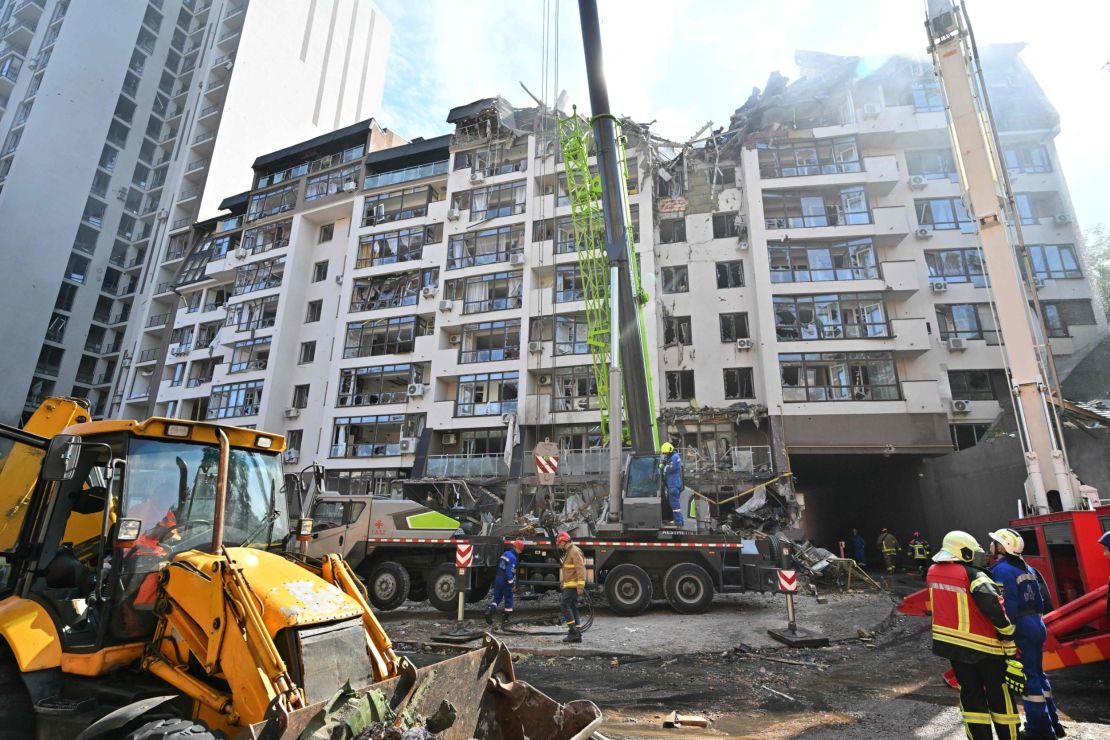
[113, 45, 1105, 542]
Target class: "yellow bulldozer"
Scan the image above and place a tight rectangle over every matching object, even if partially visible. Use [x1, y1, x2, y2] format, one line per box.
[0, 398, 600, 739]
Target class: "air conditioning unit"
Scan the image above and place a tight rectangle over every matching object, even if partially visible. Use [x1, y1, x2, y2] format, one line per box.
[862, 103, 882, 119]
[282, 449, 299, 464]
[442, 432, 457, 445]
[334, 273, 343, 285]
[283, 408, 301, 419]
[736, 240, 750, 251]
[914, 227, 934, 239]
[406, 383, 425, 398]
[249, 360, 267, 370]
[509, 253, 526, 266]
[469, 172, 485, 184]
[421, 285, 436, 298]
[930, 280, 948, 293]
[1032, 277, 1047, 290]
[538, 374, 551, 385]
[449, 334, 461, 345]
[1054, 214, 1072, 225]
[170, 344, 189, 356]
[735, 338, 754, 350]
[908, 175, 928, 190]
[399, 437, 417, 453]
[438, 299, 453, 312]
[528, 340, 543, 354]
[946, 337, 968, 351]
[342, 180, 358, 193]
[447, 207, 461, 221]
[951, 399, 972, 414]
[234, 247, 248, 259]
[501, 412, 514, 425]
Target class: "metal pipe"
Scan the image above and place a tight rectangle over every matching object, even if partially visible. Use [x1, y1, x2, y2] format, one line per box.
[577, 0, 655, 455]
[608, 365, 622, 521]
[213, 427, 229, 552]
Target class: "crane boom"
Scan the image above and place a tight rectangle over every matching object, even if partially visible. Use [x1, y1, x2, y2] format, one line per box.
[925, 0, 1077, 512]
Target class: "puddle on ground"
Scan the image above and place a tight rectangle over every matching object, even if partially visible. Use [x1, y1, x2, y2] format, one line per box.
[597, 709, 859, 739]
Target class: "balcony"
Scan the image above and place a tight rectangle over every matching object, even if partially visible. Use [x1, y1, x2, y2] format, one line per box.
[330, 442, 406, 459]
[763, 203, 909, 247]
[185, 158, 209, 174]
[137, 348, 158, 363]
[1, 20, 35, 52]
[520, 393, 601, 426]
[12, 0, 44, 24]
[191, 130, 216, 147]
[146, 312, 169, 328]
[890, 317, 931, 355]
[760, 154, 901, 196]
[522, 448, 630, 477]
[424, 453, 507, 478]
[880, 260, 920, 296]
[0, 50, 23, 90]
[364, 160, 450, 191]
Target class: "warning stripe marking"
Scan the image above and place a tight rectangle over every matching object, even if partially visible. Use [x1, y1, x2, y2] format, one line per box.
[534, 455, 560, 475]
[368, 537, 470, 544]
[513, 539, 755, 550]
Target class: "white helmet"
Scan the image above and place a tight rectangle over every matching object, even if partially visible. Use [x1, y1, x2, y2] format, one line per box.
[988, 528, 1024, 556]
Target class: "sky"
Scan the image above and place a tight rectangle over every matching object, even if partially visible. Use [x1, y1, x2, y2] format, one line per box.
[374, 0, 1110, 231]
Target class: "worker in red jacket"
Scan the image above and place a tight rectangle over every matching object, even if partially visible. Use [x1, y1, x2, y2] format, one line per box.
[927, 530, 1023, 740]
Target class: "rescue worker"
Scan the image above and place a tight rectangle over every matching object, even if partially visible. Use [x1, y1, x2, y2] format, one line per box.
[485, 539, 524, 628]
[123, 508, 180, 634]
[555, 531, 586, 643]
[907, 531, 931, 577]
[989, 528, 1065, 739]
[851, 528, 867, 569]
[877, 528, 900, 575]
[660, 442, 684, 526]
[928, 530, 1023, 740]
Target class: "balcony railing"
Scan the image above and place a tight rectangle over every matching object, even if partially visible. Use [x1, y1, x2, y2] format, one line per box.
[138, 348, 158, 362]
[425, 453, 508, 478]
[186, 376, 212, 388]
[330, 442, 405, 459]
[677, 445, 775, 477]
[363, 160, 449, 190]
[459, 346, 520, 364]
[147, 313, 168, 327]
[764, 204, 872, 230]
[522, 448, 631, 476]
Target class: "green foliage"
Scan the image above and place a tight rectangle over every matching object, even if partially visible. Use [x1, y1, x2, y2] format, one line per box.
[1083, 224, 1110, 319]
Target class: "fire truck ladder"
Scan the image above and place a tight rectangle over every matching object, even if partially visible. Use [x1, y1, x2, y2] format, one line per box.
[556, 108, 657, 445]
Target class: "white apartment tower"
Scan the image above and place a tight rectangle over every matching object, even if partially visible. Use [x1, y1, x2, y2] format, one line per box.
[0, 0, 389, 424]
[142, 48, 1103, 535]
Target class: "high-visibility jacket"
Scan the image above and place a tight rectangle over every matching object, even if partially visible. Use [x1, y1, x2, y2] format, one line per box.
[560, 544, 586, 589]
[877, 532, 900, 554]
[909, 538, 931, 560]
[928, 561, 1015, 661]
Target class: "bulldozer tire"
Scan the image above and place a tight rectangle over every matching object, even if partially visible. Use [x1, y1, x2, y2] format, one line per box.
[0, 653, 34, 737]
[367, 561, 410, 611]
[125, 718, 219, 739]
[663, 562, 714, 614]
[603, 563, 652, 617]
[426, 562, 460, 613]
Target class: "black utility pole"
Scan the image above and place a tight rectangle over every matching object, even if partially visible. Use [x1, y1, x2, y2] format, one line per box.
[577, 0, 655, 456]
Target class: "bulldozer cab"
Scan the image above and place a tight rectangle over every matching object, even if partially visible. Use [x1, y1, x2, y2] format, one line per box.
[4, 419, 289, 653]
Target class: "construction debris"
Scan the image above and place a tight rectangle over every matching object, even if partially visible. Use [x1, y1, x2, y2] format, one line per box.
[662, 711, 710, 729]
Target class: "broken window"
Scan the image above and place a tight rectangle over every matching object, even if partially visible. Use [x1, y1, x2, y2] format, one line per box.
[935, 303, 1000, 344]
[467, 180, 527, 221]
[1021, 244, 1081, 280]
[664, 316, 692, 345]
[208, 380, 263, 419]
[357, 225, 442, 268]
[723, 368, 755, 400]
[447, 224, 524, 269]
[552, 366, 598, 411]
[530, 315, 591, 355]
[362, 184, 445, 226]
[305, 164, 361, 201]
[926, 249, 987, 286]
[715, 261, 745, 289]
[1041, 300, 1096, 335]
[1014, 192, 1065, 226]
[757, 137, 861, 178]
[1002, 143, 1051, 174]
[763, 189, 871, 229]
[911, 75, 944, 112]
[444, 271, 523, 314]
[312, 261, 328, 282]
[305, 300, 323, 323]
[343, 316, 431, 359]
[779, 352, 900, 403]
[467, 140, 529, 178]
[233, 256, 285, 295]
[554, 265, 585, 303]
[349, 268, 438, 312]
[659, 217, 686, 244]
[228, 337, 270, 373]
[337, 364, 421, 407]
[247, 184, 297, 222]
[719, 313, 750, 342]
[712, 213, 741, 239]
[459, 319, 521, 363]
[906, 149, 959, 181]
[661, 266, 689, 293]
[774, 293, 888, 341]
[915, 197, 974, 233]
[948, 370, 998, 401]
[226, 295, 279, 332]
[770, 239, 878, 284]
[665, 370, 696, 401]
[456, 371, 519, 417]
[330, 414, 408, 458]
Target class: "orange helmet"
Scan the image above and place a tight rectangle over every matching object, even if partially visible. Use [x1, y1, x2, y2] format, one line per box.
[555, 532, 572, 545]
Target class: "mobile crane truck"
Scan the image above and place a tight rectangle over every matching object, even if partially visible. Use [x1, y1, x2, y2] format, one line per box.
[0, 397, 600, 739]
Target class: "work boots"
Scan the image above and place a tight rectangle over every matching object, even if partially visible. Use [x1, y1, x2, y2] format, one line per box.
[562, 626, 582, 644]
[484, 608, 495, 626]
[499, 612, 511, 629]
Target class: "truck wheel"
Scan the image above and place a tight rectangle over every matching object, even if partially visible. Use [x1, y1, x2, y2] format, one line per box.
[603, 563, 653, 616]
[426, 563, 460, 613]
[126, 718, 218, 739]
[663, 562, 714, 614]
[367, 561, 410, 611]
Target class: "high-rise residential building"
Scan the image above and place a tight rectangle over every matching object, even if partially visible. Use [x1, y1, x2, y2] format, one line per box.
[140, 47, 1104, 535]
[0, 0, 389, 424]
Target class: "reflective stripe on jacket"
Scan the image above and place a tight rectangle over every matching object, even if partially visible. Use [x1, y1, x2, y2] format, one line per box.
[928, 561, 1015, 658]
[910, 539, 930, 559]
[560, 544, 586, 589]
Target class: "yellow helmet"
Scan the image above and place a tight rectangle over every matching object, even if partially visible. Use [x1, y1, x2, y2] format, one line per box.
[988, 528, 1024, 556]
[935, 530, 983, 563]
[660, 442, 675, 454]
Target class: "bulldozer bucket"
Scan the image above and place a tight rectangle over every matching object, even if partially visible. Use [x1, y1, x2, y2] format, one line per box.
[243, 634, 602, 740]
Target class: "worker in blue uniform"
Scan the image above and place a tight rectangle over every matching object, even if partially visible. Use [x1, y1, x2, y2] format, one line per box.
[660, 442, 684, 526]
[485, 539, 524, 628]
[851, 528, 868, 569]
[989, 528, 1066, 740]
